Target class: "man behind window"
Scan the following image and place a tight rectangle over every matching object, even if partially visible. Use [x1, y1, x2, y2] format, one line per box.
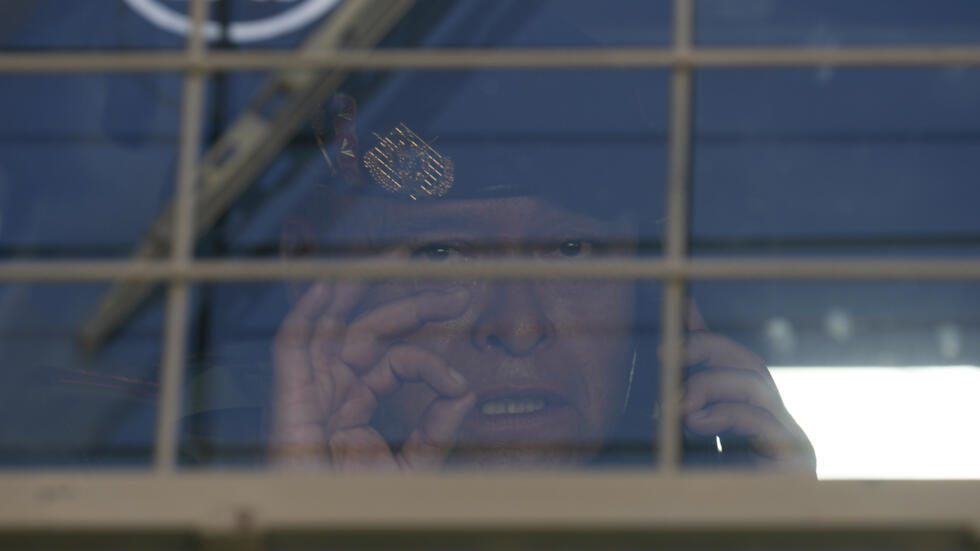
[270, 79, 814, 471]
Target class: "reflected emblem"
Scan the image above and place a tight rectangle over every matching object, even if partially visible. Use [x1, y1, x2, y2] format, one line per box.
[123, 0, 340, 44]
[363, 124, 455, 200]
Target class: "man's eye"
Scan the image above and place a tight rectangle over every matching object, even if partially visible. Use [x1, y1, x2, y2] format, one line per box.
[557, 239, 594, 257]
[412, 243, 461, 261]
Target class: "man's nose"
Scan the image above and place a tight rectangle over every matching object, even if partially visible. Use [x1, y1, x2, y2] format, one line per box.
[471, 282, 554, 356]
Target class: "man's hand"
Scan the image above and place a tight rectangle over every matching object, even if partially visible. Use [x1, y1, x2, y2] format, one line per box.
[270, 281, 475, 471]
[677, 302, 816, 471]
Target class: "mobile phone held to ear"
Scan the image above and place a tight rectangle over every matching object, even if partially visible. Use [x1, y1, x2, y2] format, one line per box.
[681, 361, 761, 468]
[683, 429, 759, 468]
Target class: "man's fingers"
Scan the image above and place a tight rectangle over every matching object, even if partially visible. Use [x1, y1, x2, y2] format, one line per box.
[682, 367, 785, 418]
[324, 380, 378, 434]
[271, 282, 333, 460]
[275, 282, 332, 346]
[683, 332, 775, 384]
[309, 281, 368, 364]
[322, 281, 370, 324]
[360, 344, 469, 399]
[328, 426, 399, 471]
[397, 393, 476, 471]
[304, 282, 370, 409]
[341, 288, 471, 367]
[686, 299, 709, 332]
[270, 440, 331, 471]
[685, 402, 814, 467]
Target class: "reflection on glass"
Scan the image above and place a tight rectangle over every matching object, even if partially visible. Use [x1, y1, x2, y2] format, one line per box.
[0, 284, 163, 467]
[697, 0, 980, 47]
[0, 0, 185, 50]
[189, 270, 664, 467]
[179, 53, 818, 470]
[188, 161, 812, 472]
[0, 74, 180, 258]
[155, 0, 338, 49]
[268, 273, 655, 470]
[693, 68, 980, 257]
[691, 281, 980, 479]
[200, 69, 669, 258]
[183, 64, 682, 469]
[0, 0, 339, 51]
[677, 299, 815, 471]
[374, 0, 672, 49]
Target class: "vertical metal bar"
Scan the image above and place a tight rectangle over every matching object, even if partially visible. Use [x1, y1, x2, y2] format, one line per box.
[153, 0, 208, 472]
[657, 0, 696, 472]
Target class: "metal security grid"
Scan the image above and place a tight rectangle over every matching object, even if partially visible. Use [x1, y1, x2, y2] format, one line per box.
[0, 0, 979, 548]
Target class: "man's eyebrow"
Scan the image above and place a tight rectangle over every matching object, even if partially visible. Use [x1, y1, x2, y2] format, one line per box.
[380, 212, 477, 236]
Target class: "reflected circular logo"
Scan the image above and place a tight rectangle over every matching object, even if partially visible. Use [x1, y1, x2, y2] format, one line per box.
[123, 0, 341, 44]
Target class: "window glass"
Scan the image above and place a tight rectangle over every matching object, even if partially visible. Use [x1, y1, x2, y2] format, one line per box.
[0, 284, 165, 467]
[182, 68, 667, 469]
[697, 0, 980, 47]
[182, 71, 671, 471]
[183, 285, 662, 468]
[0, 0, 340, 51]
[374, 0, 673, 49]
[692, 68, 980, 257]
[196, 69, 669, 259]
[687, 281, 980, 479]
[216, 0, 673, 50]
[186, 0, 339, 50]
[2, 0, 975, 484]
[0, 0, 186, 50]
[4, 0, 670, 52]
[0, 74, 181, 258]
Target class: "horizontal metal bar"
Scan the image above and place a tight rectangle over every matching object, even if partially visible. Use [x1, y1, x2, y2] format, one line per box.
[3, 258, 980, 282]
[0, 473, 976, 533]
[3, 46, 980, 72]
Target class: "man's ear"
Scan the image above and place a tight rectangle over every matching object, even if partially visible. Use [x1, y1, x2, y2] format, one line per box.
[280, 216, 318, 304]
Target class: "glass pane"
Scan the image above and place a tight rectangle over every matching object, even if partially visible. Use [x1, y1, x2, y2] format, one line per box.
[0, 0, 188, 50]
[685, 281, 980, 479]
[373, 0, 673, 49]
[0, 0, 348, 51]
[692, 68, 980, 257]
[183, 273, 661, 468]
[203, 0, 672, 52]
[0, 74, 181, 259]
[166, 0, 339, 50]
[186, 66, 670, 469]
[697, 0, 980, 47]
[197, 69, 669, 259]
[100, 0, 670, 52]
[0, 284, 164, 467]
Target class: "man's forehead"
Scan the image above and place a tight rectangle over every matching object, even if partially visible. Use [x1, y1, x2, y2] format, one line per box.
[310, 194, 641, 254]
[375, 197, 617, 233]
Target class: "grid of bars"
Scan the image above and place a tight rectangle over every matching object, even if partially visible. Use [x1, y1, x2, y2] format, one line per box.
[1, 0, 980, 545]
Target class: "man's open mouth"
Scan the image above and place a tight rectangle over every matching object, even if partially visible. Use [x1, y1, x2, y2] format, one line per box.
[464, 388, 578, 436]
[478, 397, 547, 415]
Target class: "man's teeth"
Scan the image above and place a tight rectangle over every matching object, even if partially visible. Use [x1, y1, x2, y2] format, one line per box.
[480, 398, 546, 415]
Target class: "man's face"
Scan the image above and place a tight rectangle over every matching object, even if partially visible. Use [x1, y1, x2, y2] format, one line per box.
[347, 196, 637, 467]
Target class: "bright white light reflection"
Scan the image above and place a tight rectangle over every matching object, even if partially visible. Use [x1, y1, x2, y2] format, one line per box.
[769, 366, 980, 480]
